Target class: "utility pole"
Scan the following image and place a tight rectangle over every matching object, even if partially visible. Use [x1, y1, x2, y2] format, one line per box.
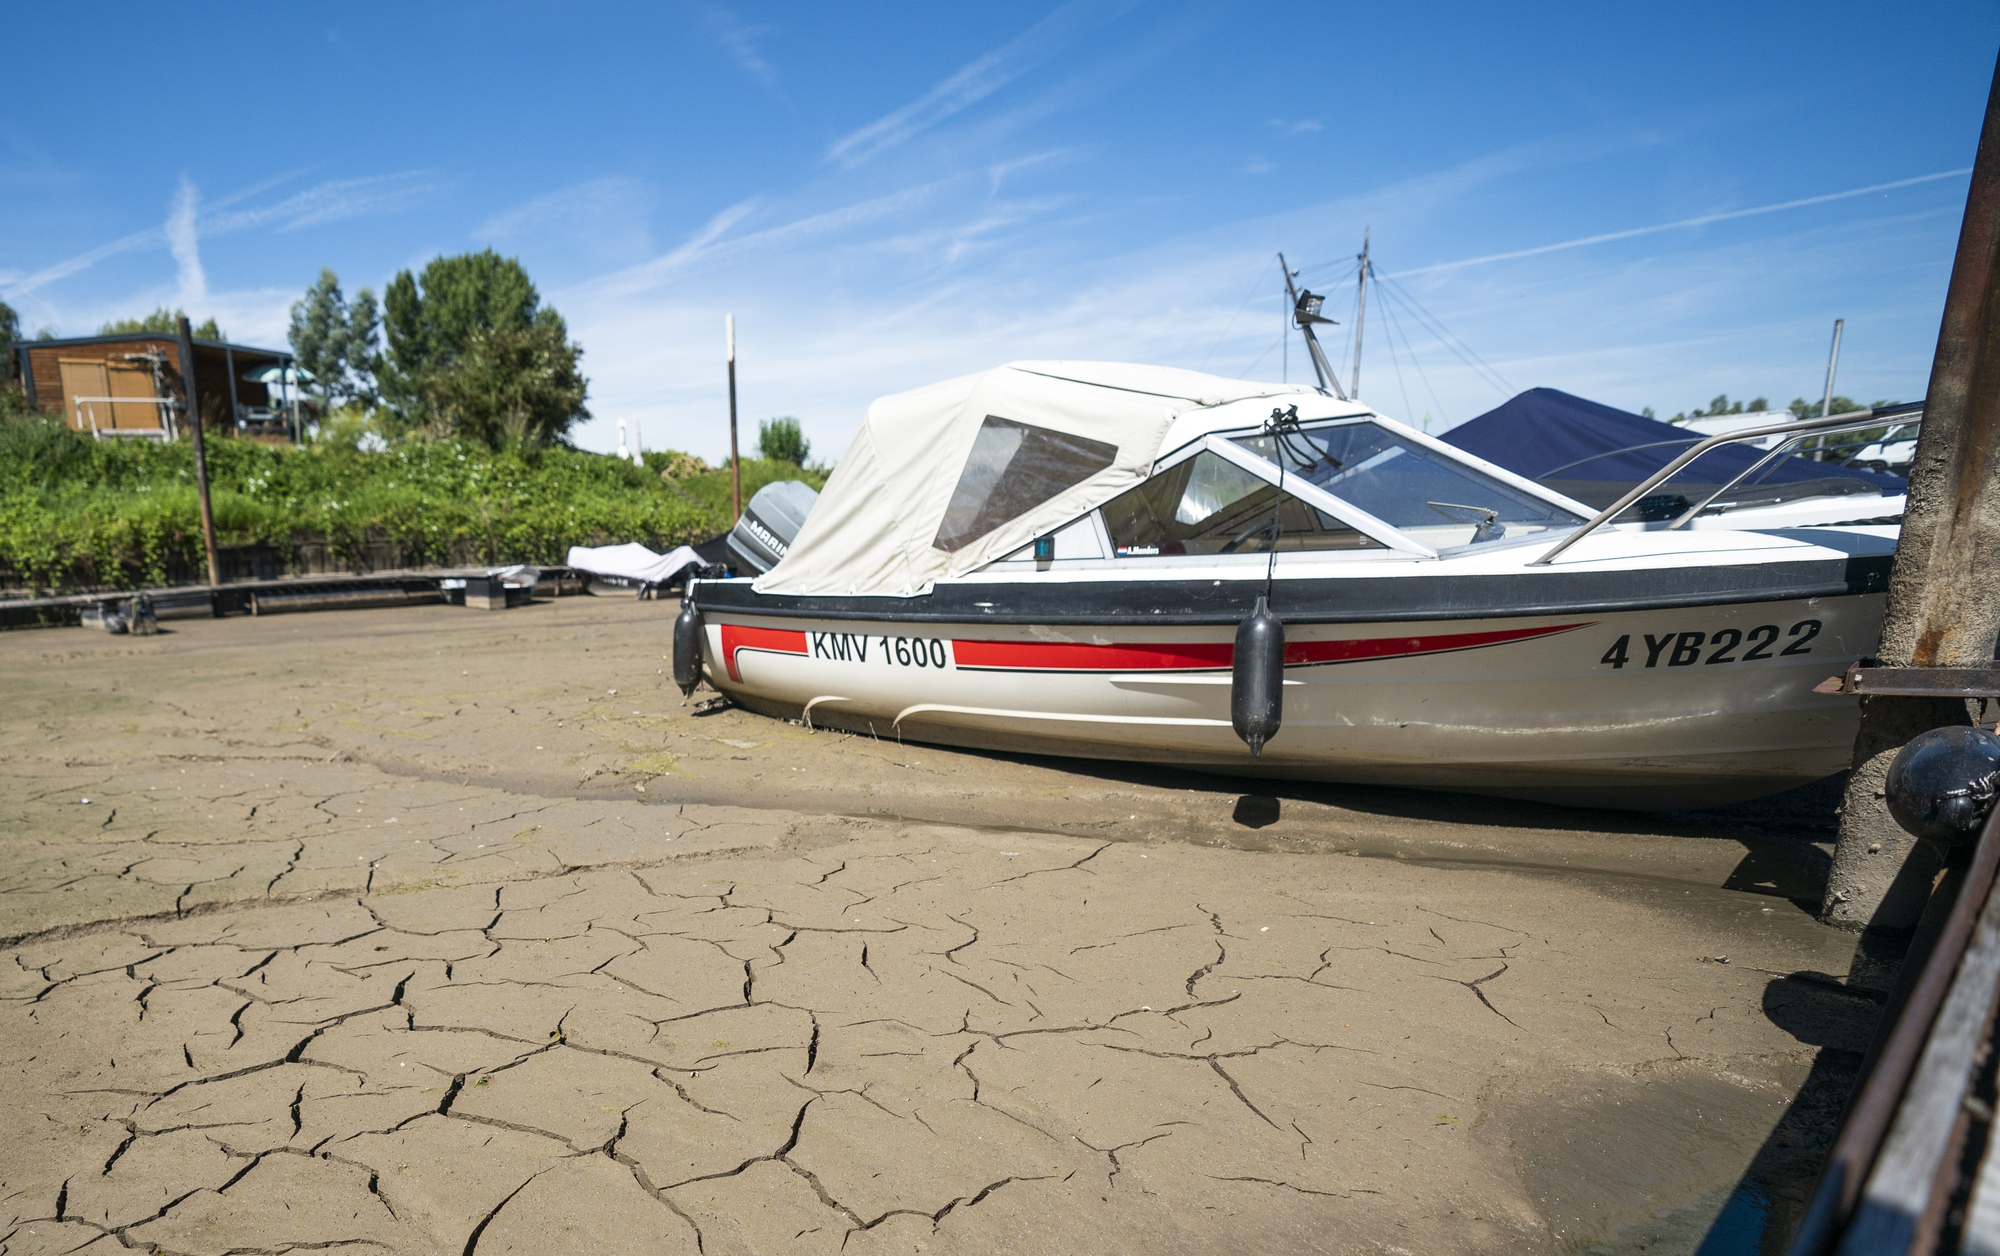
[1817, 318, 1846, 461]
[727, 314, 742, 521]
[1821, 57, 2000, 931]
[1350, 227, 1371, 401]
[1820, 318, 1846, 418]
[175, 316, 222, 588]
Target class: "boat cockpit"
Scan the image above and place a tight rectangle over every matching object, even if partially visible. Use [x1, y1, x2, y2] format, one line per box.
[985, 404, 1593, 572]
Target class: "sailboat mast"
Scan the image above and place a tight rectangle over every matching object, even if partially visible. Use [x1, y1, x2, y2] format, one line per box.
[1350, 227, 1371, 400]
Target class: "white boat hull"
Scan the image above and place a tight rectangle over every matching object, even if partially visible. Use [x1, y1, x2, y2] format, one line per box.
[696, 591, 1881, 809]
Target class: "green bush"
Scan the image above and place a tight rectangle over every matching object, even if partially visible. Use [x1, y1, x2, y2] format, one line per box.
[0, 415, 788, 592]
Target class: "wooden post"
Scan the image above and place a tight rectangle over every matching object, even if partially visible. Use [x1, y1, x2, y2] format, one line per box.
[176, 316, 223, 588]
[727, 314, 742, 521]
[1822, 55, 2000, 931]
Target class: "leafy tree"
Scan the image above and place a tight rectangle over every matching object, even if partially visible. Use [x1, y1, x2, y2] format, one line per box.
[1790, 395, 1861, 420]
[98, 308, 224, 340]
[758, 415, 809, 465]
[288, 269, 382, 407]
[1, 300, 18, 384]
[418, 321, 587, 448]
[380, 250, 586, 445]
[1668, 393, 1772, 423]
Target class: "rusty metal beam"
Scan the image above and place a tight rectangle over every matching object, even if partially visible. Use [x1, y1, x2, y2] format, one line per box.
[1823, 54, 2000, 930]
[1815, 664, 2000, 700]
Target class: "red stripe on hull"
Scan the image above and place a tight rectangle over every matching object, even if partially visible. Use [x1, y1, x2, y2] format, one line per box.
[952, 639, 1233, 672]
[952, 621, 1591, 673]
[720, 625, 808, 681]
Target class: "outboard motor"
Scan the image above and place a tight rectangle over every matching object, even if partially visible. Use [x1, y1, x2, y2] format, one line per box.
[672, 600, 706, 698]
[726, 480, 819, 575]
[1231, 596, 1285, 756]
[1885, 726, 2000, 845]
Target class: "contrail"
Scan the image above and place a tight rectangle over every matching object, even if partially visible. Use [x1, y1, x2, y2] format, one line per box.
[1387, 168, 1973, 280]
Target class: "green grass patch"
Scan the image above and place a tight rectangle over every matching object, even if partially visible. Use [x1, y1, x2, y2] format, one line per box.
[0, 415, 825, 591]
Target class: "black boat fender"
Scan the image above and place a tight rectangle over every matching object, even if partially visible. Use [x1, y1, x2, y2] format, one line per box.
[673, 601, 706, 699]
[1231, 596, 1284, 756]
[1886, 726, 2000, 845]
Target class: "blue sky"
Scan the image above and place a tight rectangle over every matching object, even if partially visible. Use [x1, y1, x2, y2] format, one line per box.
[5, 2, 1995, 459]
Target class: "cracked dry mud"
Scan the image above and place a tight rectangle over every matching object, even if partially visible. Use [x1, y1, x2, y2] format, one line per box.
[1, 598, 1881, 1254]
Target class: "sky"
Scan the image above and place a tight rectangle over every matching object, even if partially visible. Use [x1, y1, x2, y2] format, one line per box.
[4, 2, 1996, 461]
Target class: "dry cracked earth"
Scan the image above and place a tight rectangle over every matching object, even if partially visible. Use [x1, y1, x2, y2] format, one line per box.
[0, 596, 1888, 1255]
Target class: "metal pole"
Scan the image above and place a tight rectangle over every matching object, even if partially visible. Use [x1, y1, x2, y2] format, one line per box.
[1818, 317, 1845, 461]
[176, 316, 223, 588]
[727, 314, 741, 521]
[1822, 55, 2000, 932]
[1821, 318, 1845, 418]
[1350, 227, 1370, 401]
[223, 345, 239, 438]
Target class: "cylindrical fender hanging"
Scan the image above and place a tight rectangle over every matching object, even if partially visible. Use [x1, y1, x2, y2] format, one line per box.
[672, 600, 706, 698]
[1231, 596, 1285, 756]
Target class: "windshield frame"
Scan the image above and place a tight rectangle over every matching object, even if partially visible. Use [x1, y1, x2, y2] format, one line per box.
[1183, 413, 1594, 555]
[1146, 434, 1437, 557]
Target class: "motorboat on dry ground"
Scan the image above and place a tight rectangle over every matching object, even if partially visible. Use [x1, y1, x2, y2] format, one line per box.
[679, 361, 1899, 809]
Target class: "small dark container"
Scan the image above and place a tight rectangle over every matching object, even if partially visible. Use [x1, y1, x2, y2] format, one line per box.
[673, 601, 706, 697]
[1885, 725, 2000, 845]
[1231, 596, 1285, 756]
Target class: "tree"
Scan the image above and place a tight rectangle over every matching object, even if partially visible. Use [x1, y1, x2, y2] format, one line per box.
[419, 321, 588, 448]
[1668, 393, 1772, 423]
[1790, 395, 1860, 420]
[288, 269, 382, 407]
[99, 308, 223, 339]
[1, 300, 18, 381]
[758, 415, 809, 465]
[380, 250, 586, 445]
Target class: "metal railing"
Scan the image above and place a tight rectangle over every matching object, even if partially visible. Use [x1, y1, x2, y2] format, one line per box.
[73, 396, 180, 441]
[1530, 402, 1925, 566]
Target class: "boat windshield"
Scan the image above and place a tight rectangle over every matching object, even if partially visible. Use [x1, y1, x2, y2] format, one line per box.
[1100, 450, 1384, 557]
[1230, 421, 1584, 548]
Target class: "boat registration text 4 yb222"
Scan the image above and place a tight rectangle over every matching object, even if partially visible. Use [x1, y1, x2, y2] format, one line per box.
[808, 631, 951, 668]
[1598, 619, 1822, 669]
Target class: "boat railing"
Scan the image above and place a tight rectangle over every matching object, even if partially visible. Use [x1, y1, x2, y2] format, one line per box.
[1530, 401, 1926, 566]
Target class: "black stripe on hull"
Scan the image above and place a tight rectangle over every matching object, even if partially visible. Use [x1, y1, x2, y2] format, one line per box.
[690, 554, 1890, 626]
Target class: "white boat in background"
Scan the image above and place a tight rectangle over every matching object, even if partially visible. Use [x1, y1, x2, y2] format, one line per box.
[678, 357, 1902, 810]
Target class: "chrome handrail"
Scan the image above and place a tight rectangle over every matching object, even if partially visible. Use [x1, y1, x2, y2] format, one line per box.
[1662, 411, 1919, 529]
[1529, 401, 1924, 566]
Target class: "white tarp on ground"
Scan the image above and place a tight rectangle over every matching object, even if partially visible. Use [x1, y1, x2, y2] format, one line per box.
[565, 542, 704, 585]
[754, 361, 1311, 598]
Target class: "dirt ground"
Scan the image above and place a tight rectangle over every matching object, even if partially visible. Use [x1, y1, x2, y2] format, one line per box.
[0, 595, 1890, 1255]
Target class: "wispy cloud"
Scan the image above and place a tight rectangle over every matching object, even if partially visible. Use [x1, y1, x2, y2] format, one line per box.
[1, 169, 437, 299]
[222, 171, 440, 233]
[576, 183, 958, 301]
[474, 176, 653, 261]
[167, 176, 206, 306]
[824, 1, 1115, 168]
[3, 223, 164, 297]
[703, 6, 778, 89]
[1389, 168, 1973, 279]
[1265, 119, 1321, 135]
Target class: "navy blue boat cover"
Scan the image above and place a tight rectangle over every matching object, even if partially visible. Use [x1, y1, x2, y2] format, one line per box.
[1443, 387, 1903, 492]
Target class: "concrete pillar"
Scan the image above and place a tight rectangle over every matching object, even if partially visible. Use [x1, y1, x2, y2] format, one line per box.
[1822, 56, 2000, 930]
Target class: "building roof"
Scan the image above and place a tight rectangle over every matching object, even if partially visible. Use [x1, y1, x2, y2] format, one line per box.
[22, 332, 290, 359]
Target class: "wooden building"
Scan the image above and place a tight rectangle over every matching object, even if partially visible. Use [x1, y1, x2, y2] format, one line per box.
[15, 333, 302, 441]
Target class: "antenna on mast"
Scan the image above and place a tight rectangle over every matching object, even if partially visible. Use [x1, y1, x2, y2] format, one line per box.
[1278, 252, 1348, 400]
[1350, 227, 1371, 400]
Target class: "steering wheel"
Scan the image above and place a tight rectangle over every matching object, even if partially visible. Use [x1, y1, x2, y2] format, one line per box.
[1220, 517, 1280, 554]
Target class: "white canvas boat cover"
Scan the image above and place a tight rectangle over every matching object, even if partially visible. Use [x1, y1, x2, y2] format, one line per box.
[754, 361, 1313, 598]
[566, 541, 704, 585]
